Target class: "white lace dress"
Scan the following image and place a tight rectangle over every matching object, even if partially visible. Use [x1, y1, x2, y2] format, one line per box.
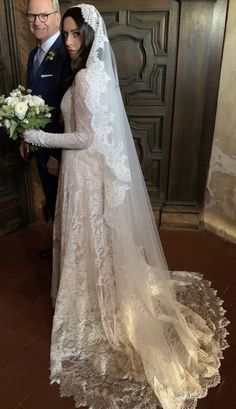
[49, 71, 159, 407]
[26, 70, 229, 409]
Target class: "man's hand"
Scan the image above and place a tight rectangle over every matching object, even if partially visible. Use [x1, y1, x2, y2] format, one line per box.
[19, 139, 31, 161]
[47, 156, 60, 176]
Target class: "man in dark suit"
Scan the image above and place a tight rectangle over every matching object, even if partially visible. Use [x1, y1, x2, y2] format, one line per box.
[20, 0, 71, 257]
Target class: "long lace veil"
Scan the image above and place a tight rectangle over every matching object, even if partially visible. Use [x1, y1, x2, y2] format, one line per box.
[58, 4, 229, 407]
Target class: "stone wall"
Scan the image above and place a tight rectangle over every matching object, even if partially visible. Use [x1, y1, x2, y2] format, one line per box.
[204, 0, 236, 242]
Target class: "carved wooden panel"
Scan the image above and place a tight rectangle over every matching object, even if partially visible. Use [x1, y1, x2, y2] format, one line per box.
[111, 10, 169, 106]
[130, 116, 163, 200]
[60, 0, 179, 208]
[107, 5, 178, 206]
[61, 0, 179, 208]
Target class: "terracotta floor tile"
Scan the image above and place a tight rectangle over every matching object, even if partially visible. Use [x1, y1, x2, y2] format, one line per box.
[0, 224, 235, 409]
[13, 299, 53, 341]
[209, 365, 236, 409]
[159, 229, 235, 283]
[0, 343, 49, 409]
[0, 288, 31, 322]
[211, 284, 235, 326]
[0, 261, 32, 290]
[21, 379, 75, 409]
[13, 274, 51, 304]
[0, 318, 35, 368]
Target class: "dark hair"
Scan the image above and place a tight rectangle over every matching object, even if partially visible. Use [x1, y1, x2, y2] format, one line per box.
[62, 7, 95, 91]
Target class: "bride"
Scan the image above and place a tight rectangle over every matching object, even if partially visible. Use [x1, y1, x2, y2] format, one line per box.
[23, 3, 229, 408]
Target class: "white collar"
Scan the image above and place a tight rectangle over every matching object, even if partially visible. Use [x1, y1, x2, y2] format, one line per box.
[40, 31, 60, 54]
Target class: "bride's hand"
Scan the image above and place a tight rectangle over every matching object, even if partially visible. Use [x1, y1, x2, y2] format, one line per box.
[23, 129, 42, 145]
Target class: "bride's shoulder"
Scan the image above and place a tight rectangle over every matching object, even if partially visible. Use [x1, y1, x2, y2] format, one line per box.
[74, 68, 99, 93]
[71, 70, 88, 98]
[76, 67, 102, 82]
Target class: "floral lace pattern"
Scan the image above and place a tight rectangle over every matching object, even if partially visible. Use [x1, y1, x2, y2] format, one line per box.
[51, 151, 229, 408]
[24, 4, 229, 409]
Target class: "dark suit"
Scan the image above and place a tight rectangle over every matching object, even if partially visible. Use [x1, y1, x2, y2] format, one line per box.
[27, 34, 71, 220]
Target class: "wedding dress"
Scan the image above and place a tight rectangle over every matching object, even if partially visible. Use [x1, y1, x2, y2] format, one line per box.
[24, 4, 229, 409]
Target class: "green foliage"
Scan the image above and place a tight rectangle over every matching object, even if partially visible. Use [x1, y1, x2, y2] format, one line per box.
[0, 85, 52, 150]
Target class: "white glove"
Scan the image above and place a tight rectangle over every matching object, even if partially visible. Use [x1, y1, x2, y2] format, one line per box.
[23, 129, 44, 146]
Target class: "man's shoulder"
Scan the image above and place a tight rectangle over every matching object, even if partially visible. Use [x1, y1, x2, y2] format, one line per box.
[47, 35, 68, 63]
[28, 35, 65, 58]
[50, 35, 65, 52]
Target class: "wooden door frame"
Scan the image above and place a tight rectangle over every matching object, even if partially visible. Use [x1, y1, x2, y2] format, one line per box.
[2, 0, 34, 224]
[161, 0, 229, 227]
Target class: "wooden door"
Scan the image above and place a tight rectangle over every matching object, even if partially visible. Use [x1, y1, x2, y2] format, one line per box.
[61, 0, 179, 215]
[58, 0, 228, 227]
[0, 0, 33, 234]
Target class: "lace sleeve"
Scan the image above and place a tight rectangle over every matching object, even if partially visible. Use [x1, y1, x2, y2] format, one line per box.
[24, 70, 93, 150]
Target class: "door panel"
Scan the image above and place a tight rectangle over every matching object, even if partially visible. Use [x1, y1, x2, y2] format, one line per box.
[0, 1, 33, 234]
[61, 0, 179, 209]
[109, 6, 178, 207]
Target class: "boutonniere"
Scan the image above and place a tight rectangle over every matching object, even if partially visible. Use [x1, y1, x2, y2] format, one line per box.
[46, 50, 58, 61]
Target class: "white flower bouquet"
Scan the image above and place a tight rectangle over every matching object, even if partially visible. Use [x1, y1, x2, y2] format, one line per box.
[0, 85, 52, 151]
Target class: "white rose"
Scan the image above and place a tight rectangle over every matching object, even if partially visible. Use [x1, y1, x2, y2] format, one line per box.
[10, 90, 21, 98]
[4, 119, 11, 129]
[5, 96, 18, 107]
[27, 95, 34, 107]
[14, 101, 28, 120]
[27, 95, 45, 107]
[36, 96, 45, 106]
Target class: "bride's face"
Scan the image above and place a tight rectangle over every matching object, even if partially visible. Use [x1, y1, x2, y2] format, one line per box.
[63, 16, 83, 60]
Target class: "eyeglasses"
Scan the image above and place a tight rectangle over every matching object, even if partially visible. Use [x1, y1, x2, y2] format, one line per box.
[25, 11, 58, 23]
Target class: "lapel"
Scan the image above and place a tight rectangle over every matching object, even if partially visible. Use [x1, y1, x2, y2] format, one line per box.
[29, 35, 65, 86]
[41, 35, 64, 69]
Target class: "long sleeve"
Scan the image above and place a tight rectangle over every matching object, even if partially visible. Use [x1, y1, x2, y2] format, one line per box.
[24, 70, 94, 150]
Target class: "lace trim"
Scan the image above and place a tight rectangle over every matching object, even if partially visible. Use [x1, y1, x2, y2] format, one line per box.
[80, 3, 99, 31]
[51, 269, 229, 409]
[78, 3, 132, 208]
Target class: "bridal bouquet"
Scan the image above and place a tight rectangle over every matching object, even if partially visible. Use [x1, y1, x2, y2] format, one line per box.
[0, 85, 52, 150]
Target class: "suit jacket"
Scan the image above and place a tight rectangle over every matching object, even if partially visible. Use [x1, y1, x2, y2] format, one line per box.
[27, 34, 71, 166]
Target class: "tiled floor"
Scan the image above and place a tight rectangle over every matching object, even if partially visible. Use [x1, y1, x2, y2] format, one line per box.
[0, 224, 235, 409]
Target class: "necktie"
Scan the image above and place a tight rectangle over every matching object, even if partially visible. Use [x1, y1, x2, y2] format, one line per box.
[33, 47, 45, 75]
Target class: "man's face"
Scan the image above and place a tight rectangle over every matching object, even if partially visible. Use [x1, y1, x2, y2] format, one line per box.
[27, 0, 61, 43]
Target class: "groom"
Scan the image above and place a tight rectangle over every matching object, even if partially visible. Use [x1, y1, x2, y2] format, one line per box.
[20, 0, 71, 257]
